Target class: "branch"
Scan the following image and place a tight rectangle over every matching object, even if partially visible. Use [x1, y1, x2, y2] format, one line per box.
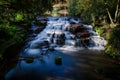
[106, 8, 114, 24]
[104, 0, 114, 24]
[115, 0, 119, 22]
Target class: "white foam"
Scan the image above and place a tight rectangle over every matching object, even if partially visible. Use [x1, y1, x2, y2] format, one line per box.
[29, 16, 107, 51]
[90, 36, 107, 46]
[24, 49, 41, 56]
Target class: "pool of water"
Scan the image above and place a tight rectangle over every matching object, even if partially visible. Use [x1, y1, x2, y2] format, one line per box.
[5, 50, 120, 80]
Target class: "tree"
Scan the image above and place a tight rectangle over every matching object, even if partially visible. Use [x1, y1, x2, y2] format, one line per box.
[68, 0, 120, 25]
[104, 0, 120, 25]
[0, 0, 54, 79]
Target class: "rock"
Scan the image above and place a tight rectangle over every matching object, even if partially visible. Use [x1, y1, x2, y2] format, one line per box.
[25, 58, 34, 63]
[69, 24, 86, 34]
[80, 37, 90, 45]
[53, 39, 65, 45]
[76, 31, 90, 38]
[34, 26, 45, 34]
[80, 31, 90, 37]
[36, 16, 48, 21]
[35, 20, 47, 26]
[30, 40, 49, 49]
[54, 56, 62, 65]
[71, 23, 83, 28]
[49, 47, 55, 51]
[59, 33, 65, 39]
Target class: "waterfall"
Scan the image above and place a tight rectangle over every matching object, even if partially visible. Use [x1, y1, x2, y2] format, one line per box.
[22, 16, 107, 57]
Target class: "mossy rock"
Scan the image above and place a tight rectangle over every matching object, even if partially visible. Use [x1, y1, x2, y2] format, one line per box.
[49, 47, 55, 51]
[54, 56, 62, 65]
[25, 58, 34, 63]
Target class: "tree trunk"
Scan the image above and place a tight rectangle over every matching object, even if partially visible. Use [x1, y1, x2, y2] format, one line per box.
[115, 0, 119, 23]
[106, 8, 114, 24]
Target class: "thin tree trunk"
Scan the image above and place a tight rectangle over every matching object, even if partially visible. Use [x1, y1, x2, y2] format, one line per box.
[106, 8, 114, 24]
[115, 0, 119, 22]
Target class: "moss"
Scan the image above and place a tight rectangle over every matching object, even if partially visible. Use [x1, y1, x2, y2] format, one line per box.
[54, 56, 62, 65]
[25, 58, 34, 63]
[49, 47, 55, 51]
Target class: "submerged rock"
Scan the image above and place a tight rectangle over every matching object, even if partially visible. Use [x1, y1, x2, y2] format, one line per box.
[54, 56, 62, 65]
[49, 47, 55, 51]
[25, 57, 34, 63]
[34, 26, 45, 34]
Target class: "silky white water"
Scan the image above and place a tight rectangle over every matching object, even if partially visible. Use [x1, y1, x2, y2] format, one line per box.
[22, 16, 107, 57]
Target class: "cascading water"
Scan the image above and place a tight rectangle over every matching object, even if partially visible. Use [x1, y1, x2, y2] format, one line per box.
[23, 16, 107, 56]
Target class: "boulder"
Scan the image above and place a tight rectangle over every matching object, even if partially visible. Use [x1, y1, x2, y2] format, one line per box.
[34, 26, 45, 34]
[53, 39, 65, 45]
[77, 31, 90, 38]
[69, 23, 87, 34]
[80, 37, 90, 45]
[30, 40, 49, 49]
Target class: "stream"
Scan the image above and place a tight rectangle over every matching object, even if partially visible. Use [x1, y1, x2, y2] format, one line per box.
[5, 17, 120, 80]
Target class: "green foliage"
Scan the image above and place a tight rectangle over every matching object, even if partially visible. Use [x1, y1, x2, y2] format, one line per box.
[0, 0, 54, 78]
[95, 27, 104, 36]
[105, 26, 120, 57]
[15, 12, 24, 22]
[68, 0, 78, 16]
[105, 45, 120, 57]
[0, 0, 53, 22]
[0, 0, 54, 45]
[68, 0, 120, 58]
[108, 27, 120, 49]
[0, 23, 26, 62]
[68, 0, 119, 23]
[0, 24, 25, 43]
[52, 7, 60, 16]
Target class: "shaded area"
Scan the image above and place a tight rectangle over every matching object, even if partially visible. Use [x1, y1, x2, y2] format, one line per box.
[6, 50, 120, 80]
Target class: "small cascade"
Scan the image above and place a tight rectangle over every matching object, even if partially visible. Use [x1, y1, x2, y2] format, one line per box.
[22, 16, 107, 57]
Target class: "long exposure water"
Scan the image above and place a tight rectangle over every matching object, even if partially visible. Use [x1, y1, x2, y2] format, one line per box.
[5, 17, 120, 80]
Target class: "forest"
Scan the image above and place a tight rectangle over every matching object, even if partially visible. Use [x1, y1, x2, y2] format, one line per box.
[68, 0, 120, 57]
[0, 0, 120, 80]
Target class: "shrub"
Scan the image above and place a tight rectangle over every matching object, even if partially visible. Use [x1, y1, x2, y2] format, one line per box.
[0, 24, 25, 43]
[105, 26, 120, 57]
[15, 12, 24, 22]
[105, 45, 120, 57]
[108, 27, 120, 49]
[95, 27, 104, 36]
